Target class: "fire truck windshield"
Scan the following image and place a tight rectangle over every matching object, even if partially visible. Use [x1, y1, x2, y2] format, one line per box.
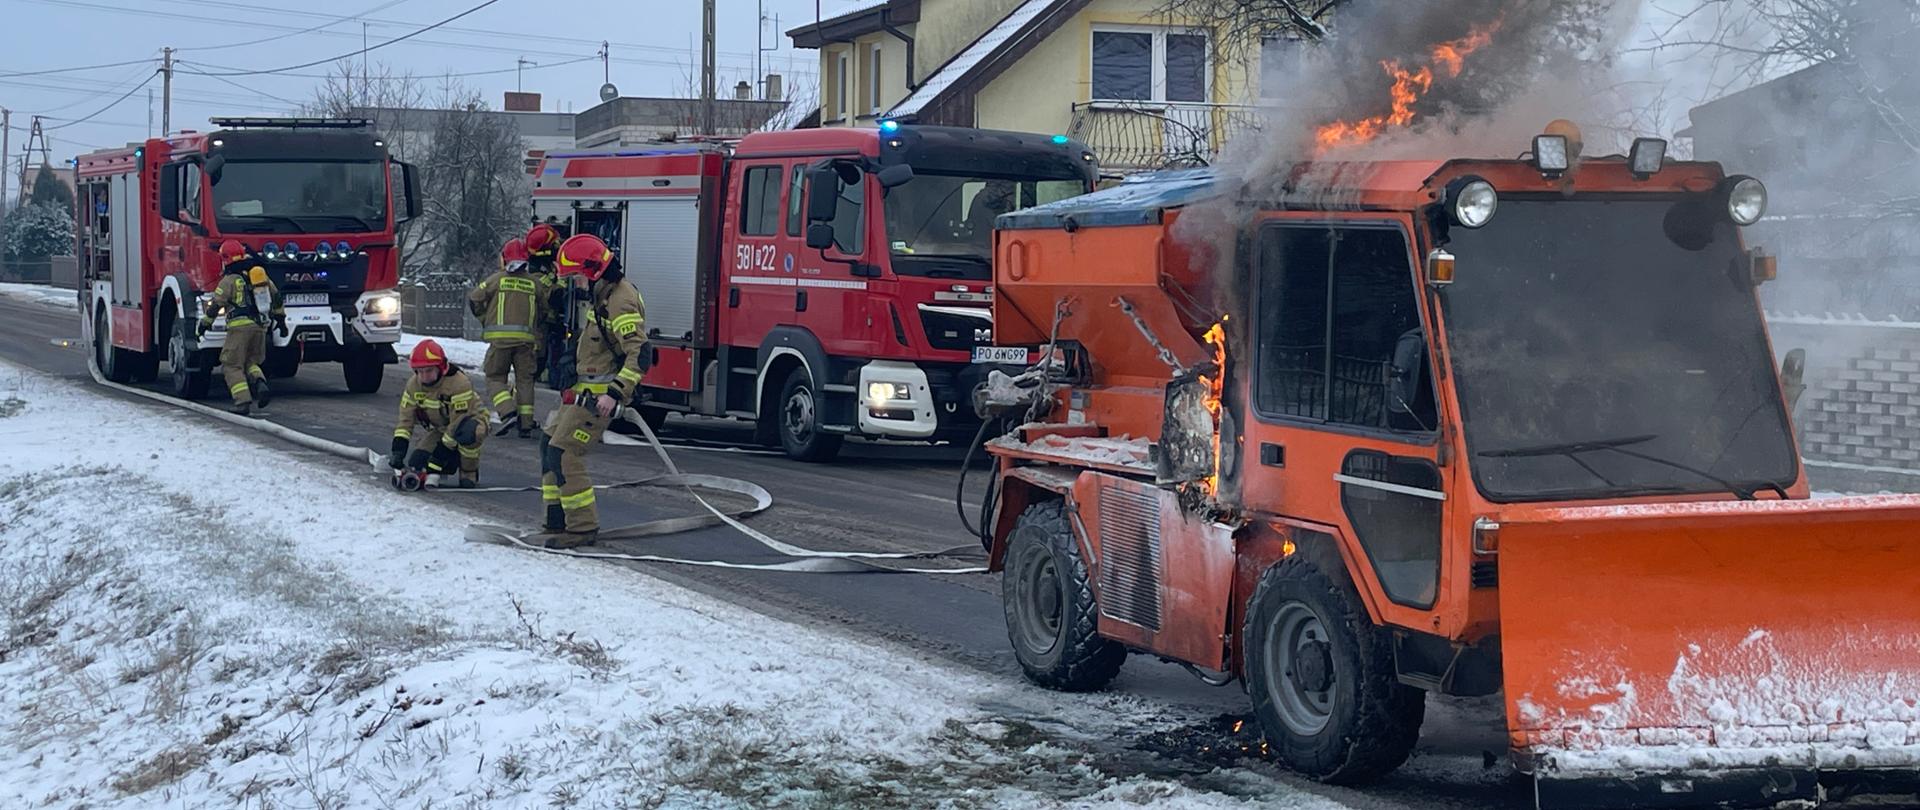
[883, 173, 1084, 278]
[1442, 197, 1799, 502]
[213, 160, 389, 234]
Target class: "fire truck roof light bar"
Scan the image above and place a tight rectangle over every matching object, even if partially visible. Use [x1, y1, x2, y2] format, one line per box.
[208, 117, 373, 130]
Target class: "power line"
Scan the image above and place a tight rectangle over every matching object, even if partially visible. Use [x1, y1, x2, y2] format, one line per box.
[174, 65, 305, 107]
[180, 0, 421, 52]
[10, 62, 161, 115]
[45, 71, 160, 130]
[188, 0, 511, 76]
[0, 57, 158, 79]
[0, 73, 293, 110]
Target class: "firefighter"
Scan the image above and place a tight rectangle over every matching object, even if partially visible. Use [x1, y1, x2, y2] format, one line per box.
[524, 223, 568, 387]
[468, 238, 550, 438]
[534, 234, 646, 549]
[390, 339, 489, 489]
[197, 240, 285, 416]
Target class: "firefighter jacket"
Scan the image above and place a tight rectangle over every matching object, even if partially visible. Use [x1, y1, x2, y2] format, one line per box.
[573, 278, 647, 403]
[467, 268, 550, 346]
[394, 367, 482, 440]
[208, 263, 283, 329]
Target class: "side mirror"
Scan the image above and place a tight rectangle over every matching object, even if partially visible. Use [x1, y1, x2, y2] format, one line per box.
[806, 165, 840, 223]
[1782, 348, 1807, 412]
[1388, 328, 1427, 414]
[158, 164, 183, 224]
[394, 161, 421, 225]
[204, 154, 226, 186]
[875, 164, 914, 189]
[805, 222, 836, 251]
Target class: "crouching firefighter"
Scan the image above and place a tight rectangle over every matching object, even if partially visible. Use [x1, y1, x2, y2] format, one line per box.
[468, 238, 550, 438]
[534, 234, 646, 549]
[389, 339, 489, 490]
[196, 240, 286, 416]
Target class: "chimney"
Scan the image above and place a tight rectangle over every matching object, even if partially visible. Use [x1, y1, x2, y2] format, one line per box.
[734, 81, 752, 101]
[504, 91, 542, 112]
[764, 74, 783, 102]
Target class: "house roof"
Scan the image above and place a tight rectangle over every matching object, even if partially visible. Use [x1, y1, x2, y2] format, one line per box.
[887, 0, 1084, 120]
[787, 0, 919, 48]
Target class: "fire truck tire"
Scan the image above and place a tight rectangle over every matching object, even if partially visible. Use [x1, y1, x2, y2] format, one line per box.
[636, 405, 669, 433]
[774, 366, 842, 462]
[1243, 555, 1424, 785]
[167, 313, 211, 400]
[344, 351, 385, 394]
[263, 347, 301, 380]
[1002, 500, 1126, 692]
[93, 307, 133, 384]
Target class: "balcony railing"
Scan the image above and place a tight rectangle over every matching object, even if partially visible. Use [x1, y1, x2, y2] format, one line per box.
[1069, 100, 1264, 173]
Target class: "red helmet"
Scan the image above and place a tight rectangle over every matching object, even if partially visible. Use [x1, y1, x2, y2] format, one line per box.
[500, 238, 529, 269]
[525, 224, 561, 257]
[409, 339, 449, 373]
[218, 240, 249, 263]
[556, 234, 614, 281]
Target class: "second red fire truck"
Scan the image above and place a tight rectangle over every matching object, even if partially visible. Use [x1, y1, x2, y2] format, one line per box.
[531, 124, 1096, 461]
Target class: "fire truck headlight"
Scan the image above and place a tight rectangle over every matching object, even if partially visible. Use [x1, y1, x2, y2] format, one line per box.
[1722, 175, 1767, 226]
[1446, 178, 1498, 229]
[314, 241, 333, 259]
[263, 242, 280, 260]
[365, 292, 401, 317]
[866, 382, 910, 403]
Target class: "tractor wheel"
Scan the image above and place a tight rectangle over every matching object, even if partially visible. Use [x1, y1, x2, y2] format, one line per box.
[775, 365, 842, 462]
[1002, 500, 1126, 691]
[1244, 555, 1425, 784]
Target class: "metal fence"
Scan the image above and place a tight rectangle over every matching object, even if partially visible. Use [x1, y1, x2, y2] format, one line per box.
[401, 284, 481, 340]
[1069, 101, 1264, 173]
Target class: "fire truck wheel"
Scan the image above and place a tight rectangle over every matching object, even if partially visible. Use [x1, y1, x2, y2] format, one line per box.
[775, 366, 843, 462]
[636, 405, 669, 434]
[1002, 499, 1126, 691]
[343, 351, 385, 394]
[1243, 556, 1424, 784]
[94, 306, 132, 384]
[167, 313, 211, 399]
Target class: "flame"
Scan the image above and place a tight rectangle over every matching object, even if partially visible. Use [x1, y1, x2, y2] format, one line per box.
[1311, 18, 1503, 153]
[1201, 319, 1228, 498]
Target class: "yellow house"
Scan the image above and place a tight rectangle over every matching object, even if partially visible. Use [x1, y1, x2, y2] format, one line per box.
[789, 0, 1272, 171]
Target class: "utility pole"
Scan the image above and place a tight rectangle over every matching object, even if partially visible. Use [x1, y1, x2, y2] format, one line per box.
[701, 0, 716, 136]
[517, 57, 535, 92]
[601, 41, 610, 84]
[1, 107, 10, 214]
[20, 116, 49, 205]
[160, 47, 174, 136]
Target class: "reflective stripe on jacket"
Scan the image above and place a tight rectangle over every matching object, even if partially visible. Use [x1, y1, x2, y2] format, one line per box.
[468, 269, 550, 345]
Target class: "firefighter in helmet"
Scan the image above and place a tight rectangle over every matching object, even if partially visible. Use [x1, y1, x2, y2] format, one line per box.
[535, 234, 646, 548]
[390, 339, 489, 489]
[197, 240, 285, 415]
[468, 238, 551, 438]
[524, 223, 568, 387]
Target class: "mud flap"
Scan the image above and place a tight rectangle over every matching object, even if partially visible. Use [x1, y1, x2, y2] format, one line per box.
[1495, 496, 1920, 809]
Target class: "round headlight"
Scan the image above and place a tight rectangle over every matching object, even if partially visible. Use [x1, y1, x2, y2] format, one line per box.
[314, 241, 332, 258]
[263, 241, 280, 259]
[1724, 176, 1767, 226]
[1449, 178, 1498, 229]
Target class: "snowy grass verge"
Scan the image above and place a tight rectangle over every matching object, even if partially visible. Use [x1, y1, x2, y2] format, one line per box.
[0, 281, 78, 312]
[0, 361, 1350, 809]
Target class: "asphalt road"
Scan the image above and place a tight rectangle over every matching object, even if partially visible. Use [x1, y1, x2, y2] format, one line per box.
[0, 292, 1531, 810]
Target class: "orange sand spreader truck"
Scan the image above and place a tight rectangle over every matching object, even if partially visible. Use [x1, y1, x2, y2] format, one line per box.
[973, 127, 1920, 809]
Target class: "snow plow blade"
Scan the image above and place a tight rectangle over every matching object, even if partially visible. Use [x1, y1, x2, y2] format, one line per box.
[1496, 495, 1920, 809]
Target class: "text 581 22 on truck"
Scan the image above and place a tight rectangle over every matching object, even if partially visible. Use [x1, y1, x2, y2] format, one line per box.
[530, 124, 1095, 461]
[76, 118, 419, 397]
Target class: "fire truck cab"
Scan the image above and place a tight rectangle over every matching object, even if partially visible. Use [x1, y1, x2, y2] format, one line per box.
[981, 133, 1920, 807]
[76, 118, 418, 397]
[531, 124, 1095, 461]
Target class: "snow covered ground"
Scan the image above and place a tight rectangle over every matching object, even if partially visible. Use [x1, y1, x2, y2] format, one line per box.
[0, 281, 79, 312]
[0, 361, 1357, 809]
[396, 332, 491, 370]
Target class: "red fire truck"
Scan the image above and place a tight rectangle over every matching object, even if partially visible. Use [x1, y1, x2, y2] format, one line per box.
[531, 124, 1096, 461]
[76, 118, 418, 397]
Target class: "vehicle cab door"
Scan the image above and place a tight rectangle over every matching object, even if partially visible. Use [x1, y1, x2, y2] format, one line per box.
[797, 160, 883, 357]
[1235, 215, 1459, 636]
[722, 159, 792, 346]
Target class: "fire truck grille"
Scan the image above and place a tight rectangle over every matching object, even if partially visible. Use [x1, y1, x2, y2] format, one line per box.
[1094, 483, 1164, 632]
[919, 308, 990, 352]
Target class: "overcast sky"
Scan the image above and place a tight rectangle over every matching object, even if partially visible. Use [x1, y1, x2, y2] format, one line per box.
[0, 0, 875, 163]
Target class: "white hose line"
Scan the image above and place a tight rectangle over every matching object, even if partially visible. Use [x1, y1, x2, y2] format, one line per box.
[86, 350, 983, 573]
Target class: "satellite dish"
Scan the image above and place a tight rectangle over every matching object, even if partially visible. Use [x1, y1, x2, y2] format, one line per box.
[599, 83, 619, 103]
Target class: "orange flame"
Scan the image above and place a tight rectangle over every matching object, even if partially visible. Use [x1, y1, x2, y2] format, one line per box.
[1312, 18, 1503, 153]
[1202, 319, 1228, 498]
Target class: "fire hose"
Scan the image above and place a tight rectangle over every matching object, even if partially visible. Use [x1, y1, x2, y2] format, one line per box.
[84, 349, 984, 574]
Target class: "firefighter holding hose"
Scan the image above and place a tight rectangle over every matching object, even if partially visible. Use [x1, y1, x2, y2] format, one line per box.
[523, 223, 570, 388]
[468, 238, 550, 438]
[197, 240, 285, 416]
[389, 339, 489, 490]
[533, 234, 646, 549]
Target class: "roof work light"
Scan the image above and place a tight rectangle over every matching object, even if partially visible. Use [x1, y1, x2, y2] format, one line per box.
[1533, 135, 1570, 175]
[1629, 137, 1667, 178]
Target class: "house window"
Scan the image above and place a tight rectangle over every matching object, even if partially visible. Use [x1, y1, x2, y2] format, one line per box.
[1091, 26, 1210, 103]
[869, 43, 885, 115]
[739, 165, 784, 236]
[837, 51, 852, 123]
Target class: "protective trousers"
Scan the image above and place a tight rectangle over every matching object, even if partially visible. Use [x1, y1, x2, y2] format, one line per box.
[483, 342, 539, 424]
[408, 413, 489, 485]
[220, 324, 268, 405]
[540, 402, 608, 532]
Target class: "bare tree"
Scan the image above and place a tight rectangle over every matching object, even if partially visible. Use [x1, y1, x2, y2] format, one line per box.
[413, 79, 528, 284]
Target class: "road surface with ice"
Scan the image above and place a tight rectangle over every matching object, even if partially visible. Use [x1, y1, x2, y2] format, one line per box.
[0, 286, 1528, 808]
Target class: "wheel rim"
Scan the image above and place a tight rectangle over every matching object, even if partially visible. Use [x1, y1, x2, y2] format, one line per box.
[1007, 537, 1063, 656]
[169, 324, 189, 381]
[783, 384, 815, 443]
[1264, 601, 1336, 736]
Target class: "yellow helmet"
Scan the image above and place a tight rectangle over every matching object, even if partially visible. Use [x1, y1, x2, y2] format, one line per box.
[248, 267, 269, 285]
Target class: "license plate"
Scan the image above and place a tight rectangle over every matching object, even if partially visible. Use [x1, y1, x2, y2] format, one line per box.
[284, 293, 329, 306]
[972, 346, 1029, 365]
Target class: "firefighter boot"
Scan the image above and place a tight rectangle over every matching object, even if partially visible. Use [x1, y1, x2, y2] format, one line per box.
[230, 401, 252, 417]
[493, 413, 520, 437]
[529, 530, 597, 550]
[252, 378, 273, 409]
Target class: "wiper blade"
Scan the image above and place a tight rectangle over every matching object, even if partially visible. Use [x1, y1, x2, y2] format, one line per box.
[1479, 434, 1657, 458]
[895, 252, 989, 264]
[225, 214, 308, 233]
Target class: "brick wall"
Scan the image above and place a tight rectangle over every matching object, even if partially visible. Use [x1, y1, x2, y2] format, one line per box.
[1771, 319, 1920, 493]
